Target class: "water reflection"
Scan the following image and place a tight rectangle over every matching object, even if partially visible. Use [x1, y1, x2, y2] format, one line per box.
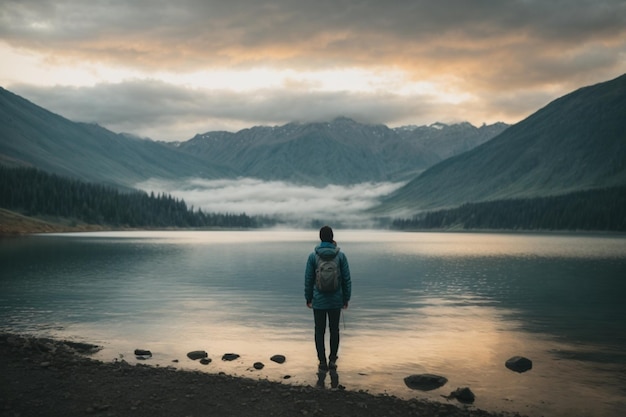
[316, 369, 340, 389]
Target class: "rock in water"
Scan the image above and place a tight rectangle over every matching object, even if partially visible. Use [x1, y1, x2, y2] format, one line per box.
[222, 353, 240, 361]
[270, 354, 286, 364]
[134, 349, 152, 359]
[187, 350, 208, 360]
[505, 356, 533, 373]
[403, 374, 448, 391]
[253, 362, 264, 370]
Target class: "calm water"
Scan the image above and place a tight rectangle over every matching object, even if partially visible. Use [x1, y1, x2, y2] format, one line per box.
[1, 230, 625, 417]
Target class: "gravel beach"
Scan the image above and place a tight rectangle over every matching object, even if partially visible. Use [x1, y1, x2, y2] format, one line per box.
[0, 333, 530, 417]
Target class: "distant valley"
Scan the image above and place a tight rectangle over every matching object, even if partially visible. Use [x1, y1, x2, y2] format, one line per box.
[1, 73, 625, 231]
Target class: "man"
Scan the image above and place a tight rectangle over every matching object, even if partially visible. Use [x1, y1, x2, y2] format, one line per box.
[304, 226, 352, 371]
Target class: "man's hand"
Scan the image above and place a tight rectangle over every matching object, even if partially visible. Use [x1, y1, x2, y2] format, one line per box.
[307, 301, 312, 308]
[343, 302, 349, 309]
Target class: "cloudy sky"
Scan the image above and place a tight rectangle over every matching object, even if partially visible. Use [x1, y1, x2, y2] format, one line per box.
[2, 0, 625, 141]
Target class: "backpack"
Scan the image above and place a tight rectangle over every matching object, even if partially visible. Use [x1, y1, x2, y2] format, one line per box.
[315, 254, 340, 292]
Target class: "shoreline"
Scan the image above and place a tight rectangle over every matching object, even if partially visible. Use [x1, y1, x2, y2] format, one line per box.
[2, 208, 625, 237]
[1, 332, 528, 417]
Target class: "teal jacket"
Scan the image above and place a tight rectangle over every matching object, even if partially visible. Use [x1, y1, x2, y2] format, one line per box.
[305, 242, 352, 309]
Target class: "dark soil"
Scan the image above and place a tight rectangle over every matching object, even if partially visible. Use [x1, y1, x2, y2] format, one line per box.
[0, 333, 528, 417]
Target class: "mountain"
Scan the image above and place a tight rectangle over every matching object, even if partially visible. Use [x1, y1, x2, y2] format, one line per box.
[175, 117, 506, 185]
[395, 121, 509, 160]
[176, 117, 436, 184]
[0, 87, 234, 188]
[0, 86, 507, 190]
[3, 75, 623, 229]
[378, 73, 626, 214]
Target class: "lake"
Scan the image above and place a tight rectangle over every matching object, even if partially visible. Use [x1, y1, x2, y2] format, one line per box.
[1, 230, 625, 417]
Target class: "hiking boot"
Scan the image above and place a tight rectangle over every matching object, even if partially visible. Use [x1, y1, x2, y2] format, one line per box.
[318, 361, 328, 371]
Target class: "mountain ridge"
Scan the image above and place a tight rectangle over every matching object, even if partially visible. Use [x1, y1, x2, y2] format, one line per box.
[378, 73, 626, 214]
[0, 87, 236, 188]
[175, 117, 508, 185]
[1, 86, 508, 188]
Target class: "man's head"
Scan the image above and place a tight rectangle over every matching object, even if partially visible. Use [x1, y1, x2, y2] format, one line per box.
[319, 225, 334, 243]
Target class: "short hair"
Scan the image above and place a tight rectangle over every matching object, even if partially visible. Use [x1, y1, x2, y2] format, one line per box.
[319, 225, 334, 242]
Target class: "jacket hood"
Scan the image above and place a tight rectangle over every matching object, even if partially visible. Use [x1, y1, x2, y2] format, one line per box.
[315, 243, 340, 259]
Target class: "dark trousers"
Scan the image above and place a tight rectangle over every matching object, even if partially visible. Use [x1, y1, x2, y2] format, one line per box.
[313, 308, 341, 363]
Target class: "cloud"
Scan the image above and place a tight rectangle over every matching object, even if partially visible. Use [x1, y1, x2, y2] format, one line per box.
[134, 177, 405, 226]
[2, 0, 625, 140]
[2, 1, 624, 74]
[10, 79, 455, 141]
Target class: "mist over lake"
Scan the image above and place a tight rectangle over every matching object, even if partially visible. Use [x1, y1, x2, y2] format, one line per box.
[1, 230, 625, 417]
[134, 177, 406, 226]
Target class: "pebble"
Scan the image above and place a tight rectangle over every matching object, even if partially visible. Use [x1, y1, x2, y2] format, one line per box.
[222, 353, 240, 361]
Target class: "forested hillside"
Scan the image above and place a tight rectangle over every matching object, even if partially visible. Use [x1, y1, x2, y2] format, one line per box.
[0, 167, 274, 229]
[391, 186, 626, 231]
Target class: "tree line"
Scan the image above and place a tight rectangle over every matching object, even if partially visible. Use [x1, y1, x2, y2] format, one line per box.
[391, 186, 626, 232]
[0, 166, 276, 228]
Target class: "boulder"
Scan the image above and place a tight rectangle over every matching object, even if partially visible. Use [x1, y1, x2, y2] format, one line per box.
[187, 350, 208, 360]
[270, 354, 286, 364]
[253, 362, 264, 370]
[505, 356, 533, 373]
[403, 374, 448, 391]
[200, 358, 212, 365]
[222, 353, 240, 361]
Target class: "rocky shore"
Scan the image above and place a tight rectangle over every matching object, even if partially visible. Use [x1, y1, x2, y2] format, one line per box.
[0, 333, 529, 417]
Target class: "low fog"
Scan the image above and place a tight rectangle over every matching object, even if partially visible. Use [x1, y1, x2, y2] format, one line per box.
[135, 177, 405, 227]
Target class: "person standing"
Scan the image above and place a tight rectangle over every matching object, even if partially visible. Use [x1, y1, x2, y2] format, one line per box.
[305, 226, 352, 371]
